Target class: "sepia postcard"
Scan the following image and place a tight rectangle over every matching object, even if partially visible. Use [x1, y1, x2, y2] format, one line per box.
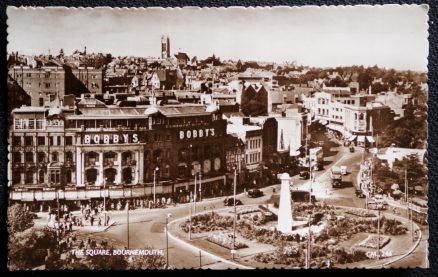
[6, 5, 429, 269]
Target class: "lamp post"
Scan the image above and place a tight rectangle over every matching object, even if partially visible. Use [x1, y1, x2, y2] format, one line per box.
[57, 189, 61, 240]
[376, 209, 381, 260]
[232, 167, 237, 260]
[127, 201, 130, 248]
[166, 213, 172, 268]
[153, 166, 159, 208]
[104, 177, 107, 226]
[194, 173, 197, 214]
[188, 197, 192, 240]
[307, 212, 312, 269]
[199, 173, 202, 202]
[409, 199, 414, 242]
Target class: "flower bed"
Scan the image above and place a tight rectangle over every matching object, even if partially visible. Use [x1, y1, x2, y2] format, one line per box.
[344, 208, 377, 218]
[180, 212, 233, 233]
[358, 235, 391, 249]
[207, 232, 248, 250]
[232, 207, 260, 215]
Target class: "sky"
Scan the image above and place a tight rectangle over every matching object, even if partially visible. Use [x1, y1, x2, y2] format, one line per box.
[7, 5, 429, 71]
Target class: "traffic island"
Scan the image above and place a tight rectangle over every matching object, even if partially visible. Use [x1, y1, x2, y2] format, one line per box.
[167, 203, 420, 269]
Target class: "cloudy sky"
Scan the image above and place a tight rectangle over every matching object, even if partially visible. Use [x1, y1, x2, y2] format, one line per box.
[7, 5, 429, 71]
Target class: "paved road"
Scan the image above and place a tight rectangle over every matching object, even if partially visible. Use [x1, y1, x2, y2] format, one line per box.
[33, 130, 427, 268]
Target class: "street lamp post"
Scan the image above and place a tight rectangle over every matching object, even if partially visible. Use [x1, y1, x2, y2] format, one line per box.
[307, 213, 312, 269]
[153, 166, 159, 208]
[376, 209, 380, 260]
[166, 213, 172, 268]
[127, 201, 130, 249]
[57, 189, 61, 239]
[199, 173, 202, 202]
[194, 174, 197, 214]
[409, 199, 414, 242]
[104, 177, 107, 226]
[232, 167, 237, 260]
[188, 198, 192, 240]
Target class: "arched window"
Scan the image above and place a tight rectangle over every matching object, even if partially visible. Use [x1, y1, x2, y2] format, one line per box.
[66, 151, 73, 162]
[66, 170, 72, 184]
[38, 152, 46, 163]
[25, 170, 34, 184]
[122, 168, 132, 184]
[122, 151, 133, 166]
[51, 152, 59, 162]
[85, 152, 98, 166]
[85, 168, 98, 184]
[38, 170, 45, 183]
[153, 149, 162, 163]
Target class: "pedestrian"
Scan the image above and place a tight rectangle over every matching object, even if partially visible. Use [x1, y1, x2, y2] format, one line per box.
[98, 217, 102, 226]
[90, 217, 94, 226]
[69, 221, 73, 232]
[106, 215, 110, 226]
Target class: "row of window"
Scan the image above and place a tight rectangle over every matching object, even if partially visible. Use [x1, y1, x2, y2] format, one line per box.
[13, 135, 73, 146]
[12, 168, 69, 184]
[247, 138, 261, 150]
[13, 151, 71, 163]
[15, 72, 60, 79]
[246, 152, 261, 164]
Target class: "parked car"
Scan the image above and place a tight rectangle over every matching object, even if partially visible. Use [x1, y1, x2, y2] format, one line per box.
[368, 201, 387, 210]
[340, 166, 347, 175]
[299, 171, 310, 180]
[224, 198, 243, 206]
[355, 189, 365, 198]
[247, 189, 264, 198]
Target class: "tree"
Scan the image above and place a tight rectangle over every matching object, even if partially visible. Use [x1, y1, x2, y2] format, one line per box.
[393, 154, 427, 194]
[7, 203, 35, 235]
[8, 227, 58, 270]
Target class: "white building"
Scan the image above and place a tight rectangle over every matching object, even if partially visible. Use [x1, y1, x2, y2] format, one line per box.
[227, 122, 263, 172]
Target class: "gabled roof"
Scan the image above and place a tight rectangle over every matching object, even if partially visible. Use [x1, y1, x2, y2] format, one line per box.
[174, 52, 190, 61]
[77, 97, 106, 108]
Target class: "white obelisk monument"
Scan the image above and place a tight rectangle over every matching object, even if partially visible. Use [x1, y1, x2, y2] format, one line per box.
[277, 173, 293, 233]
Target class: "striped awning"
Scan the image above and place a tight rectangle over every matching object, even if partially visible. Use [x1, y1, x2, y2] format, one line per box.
[348, 135, 357, 141]
[366, 136, 375, 143]
[357, 136, 365, 143]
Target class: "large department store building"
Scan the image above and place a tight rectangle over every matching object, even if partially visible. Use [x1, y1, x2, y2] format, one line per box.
[8, 95, 227, 204]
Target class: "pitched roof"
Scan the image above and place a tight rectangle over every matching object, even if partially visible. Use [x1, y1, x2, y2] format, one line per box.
[174, 52, 190, 61]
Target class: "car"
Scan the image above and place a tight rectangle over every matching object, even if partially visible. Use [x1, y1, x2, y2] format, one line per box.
[299, 171, 310, 180]
[355, 189, 365, 198]
[349, 146, 355, 153]
[340, 166, 347, 175]
[224, 198, 243, 206]
[368, 201, 387, 210]
[247, 189, 264, 198]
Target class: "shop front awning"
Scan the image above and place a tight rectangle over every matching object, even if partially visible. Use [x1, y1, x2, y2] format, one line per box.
[357, 136, 365, 143]
[319, 120, 328, 125]
[348, 135, 357, 141]
[366, 136, 375, 143]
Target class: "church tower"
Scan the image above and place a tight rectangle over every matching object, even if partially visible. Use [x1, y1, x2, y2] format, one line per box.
[161, 35, 170, 59]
